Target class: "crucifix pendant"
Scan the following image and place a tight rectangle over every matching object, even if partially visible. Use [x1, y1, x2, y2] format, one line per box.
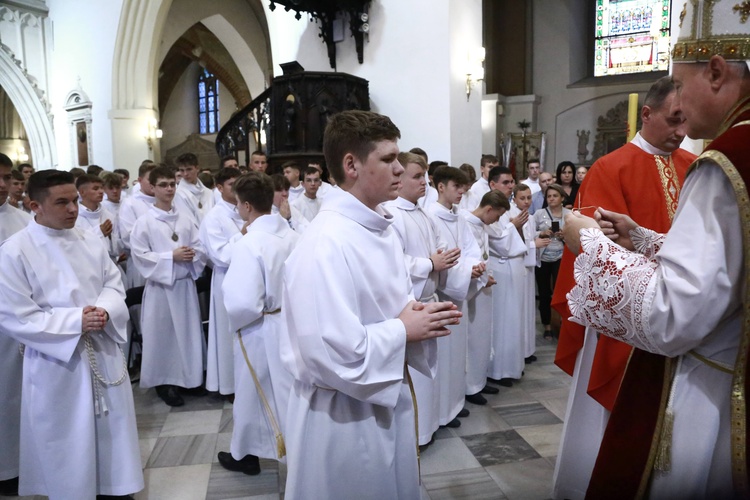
[171, 233, 179, 242]
[198, 202, 203, 209]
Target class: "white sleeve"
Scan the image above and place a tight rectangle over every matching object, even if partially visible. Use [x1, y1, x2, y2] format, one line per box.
[567, 164, 743, 356]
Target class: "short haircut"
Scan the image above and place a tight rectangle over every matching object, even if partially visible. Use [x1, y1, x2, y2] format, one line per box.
[138, 161, 157, 178]
[488, 166, 512, 184]
[0, 153, 12, 168]
[480, 190, 510, 211]
[215, 167, 241, 185]
[271, 173, 291, 191]
[76, 173, 103, 190]
[513, 183, 531, 197]
[69, 167, 86, 178]
[409, 147, 428, 163]
[432, 165, 469, 188]
[545, 183, 566, 199]
[18, 162, 33, 171]
[281, 161, 300, 172]
[251, 150, 266, 158]
[101, 172, 123, 189]
[11, 169, 25, 181]
[114, 168, 130, 178]
[87, 165, 103, 176]
[220, 155, 238, 169]
[303, 166, 320, 179]
[527, 158, 540, 167]
[149, 165, 175, 185]
[233, 172, 274, 212]
[643, 76, 675, 112]
[176, 153, 198, 167]
[323, 110, 401, 185]
[398, 152, 428, 171]
[198, 172, 215, 189]
[27, 170, 75, 202]
[458, 163, 477, 184]
[480, 154, 499, 167]
[428, 161, 448, 176]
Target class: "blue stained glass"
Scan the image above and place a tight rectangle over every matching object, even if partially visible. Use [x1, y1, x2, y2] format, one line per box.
[199, 114, 206, 134]
[209, 114, 215, 133]
[198, 82, 205, 98]
[199, 99, 206, 112]
[208, 97, 214, 111]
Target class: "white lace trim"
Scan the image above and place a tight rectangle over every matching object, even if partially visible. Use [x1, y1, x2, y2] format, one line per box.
[630, 226, 666, 259]
[567, 228, 667, 355]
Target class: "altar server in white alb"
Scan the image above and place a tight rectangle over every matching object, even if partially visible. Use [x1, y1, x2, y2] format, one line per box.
[0, 170, 143, 499]
[384, 151, 461, 447]
[217, 172, 298, 476]
[462, 190, 508, 405]
[513, 183, 548, 364]
[118, 161, 157, 288]
[75, 174, 120, 261]
[0, 154, 31, 497]
[289, 166, 322, 232]
[485, 166, 529, 387]
[174, 152, 214, 225]
[131, 166, 208, 407]
[427, 165, 486, 426]
[281, 110, 462, 500]
[200, 166, 245, 397]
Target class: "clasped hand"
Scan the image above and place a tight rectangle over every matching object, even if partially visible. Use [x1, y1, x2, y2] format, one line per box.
[82, 305, 109, 332]
[562, 207, 639, 254]
[399, 300, 462, 343]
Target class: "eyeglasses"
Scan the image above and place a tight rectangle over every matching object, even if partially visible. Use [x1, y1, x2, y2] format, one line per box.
[155, 182, 176, 188]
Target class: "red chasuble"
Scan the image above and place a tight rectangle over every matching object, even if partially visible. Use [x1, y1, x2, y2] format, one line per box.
[551, 142, 694, 411]
[587, 95, 750, 499]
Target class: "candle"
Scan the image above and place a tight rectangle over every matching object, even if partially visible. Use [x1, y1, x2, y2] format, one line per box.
[627, 93, 638, 142]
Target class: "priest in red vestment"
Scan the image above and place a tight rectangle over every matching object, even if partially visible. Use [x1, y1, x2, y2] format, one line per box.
[551, 76, 696, 499]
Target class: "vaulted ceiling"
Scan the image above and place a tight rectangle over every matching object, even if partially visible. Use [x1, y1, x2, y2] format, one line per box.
[158, 22, 252, 114]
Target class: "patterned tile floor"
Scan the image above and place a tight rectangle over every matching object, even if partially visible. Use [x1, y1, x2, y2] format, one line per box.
[3, 333, 571, 500]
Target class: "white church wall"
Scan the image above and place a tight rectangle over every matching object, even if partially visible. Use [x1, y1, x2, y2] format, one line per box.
[262, 0, 483, 165]
[46, 0, 124, 169]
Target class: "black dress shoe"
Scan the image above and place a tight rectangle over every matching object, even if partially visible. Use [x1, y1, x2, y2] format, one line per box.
[457, 408, 470, 418]
[218, 451, 261, 475]
[0, 476, 18, 496]
[156, 385, 184, 407]
[465, 393, 487, 405]
[182, 385, 208, 396]
[97, 495, 135, 499]
[481, 385, 499, 394]
[525, 355, 538, 364]
[444, 418, 461, 428]
[498, 378, 514, 387]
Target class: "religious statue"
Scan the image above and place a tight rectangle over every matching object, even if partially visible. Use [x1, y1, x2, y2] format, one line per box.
[577, 130, 590, 163]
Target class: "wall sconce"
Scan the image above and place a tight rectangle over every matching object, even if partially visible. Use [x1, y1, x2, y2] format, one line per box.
[465, 47, 486, 101]
[15, 146, 29, 164]
[143, 118, 163, 151]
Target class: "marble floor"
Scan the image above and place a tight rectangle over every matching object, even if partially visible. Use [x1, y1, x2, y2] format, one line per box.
[3, 334, 571, 500]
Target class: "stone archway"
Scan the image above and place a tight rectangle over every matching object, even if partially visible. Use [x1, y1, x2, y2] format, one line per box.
[0, 43, 56, 169]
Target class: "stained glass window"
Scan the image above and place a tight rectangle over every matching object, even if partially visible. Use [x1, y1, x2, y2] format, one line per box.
[198, 69, 219, 134]
[594, 0, 671, 77]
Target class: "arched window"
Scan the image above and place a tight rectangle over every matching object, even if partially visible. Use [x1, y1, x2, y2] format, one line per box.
[198, 69, 219, 134]
[594, 0, 672, 77]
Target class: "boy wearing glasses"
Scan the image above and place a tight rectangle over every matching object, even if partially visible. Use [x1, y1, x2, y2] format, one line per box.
[130, 166, 208, 407]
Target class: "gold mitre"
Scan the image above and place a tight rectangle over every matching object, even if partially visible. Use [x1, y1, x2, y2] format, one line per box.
[672, 0, 750, 68]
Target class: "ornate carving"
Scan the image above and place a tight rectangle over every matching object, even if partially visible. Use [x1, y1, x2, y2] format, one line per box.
[592, 100, 641, 162]
[0, 42, 51, 121]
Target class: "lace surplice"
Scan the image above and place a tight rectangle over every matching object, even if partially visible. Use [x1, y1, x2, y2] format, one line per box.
[567, 227, 669, 356]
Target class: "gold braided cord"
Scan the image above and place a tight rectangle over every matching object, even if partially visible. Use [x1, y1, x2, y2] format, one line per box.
[404, 363, 421, 482]
[699, 147, 750, 496]
[237, 330, 286, 459]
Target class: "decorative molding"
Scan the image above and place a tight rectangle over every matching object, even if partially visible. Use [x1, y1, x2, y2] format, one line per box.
[65, 82, 94, 166]
[0, 42, 50, 119]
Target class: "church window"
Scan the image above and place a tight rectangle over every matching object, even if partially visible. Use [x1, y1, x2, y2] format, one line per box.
[594, 0, 672, 77]
[198, 69, 219, 134]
